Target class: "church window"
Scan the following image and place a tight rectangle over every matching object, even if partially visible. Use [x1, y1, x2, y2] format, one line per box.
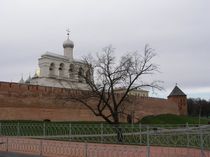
[69, 64, 74, 78]
[78, 67, 84, 83]
[59, 63, 65, 77]
[86, 69, 91, 83]
[49, 63, 55, 77]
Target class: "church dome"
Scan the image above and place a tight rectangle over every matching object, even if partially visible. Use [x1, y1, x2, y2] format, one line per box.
[63, 38, 74, 48]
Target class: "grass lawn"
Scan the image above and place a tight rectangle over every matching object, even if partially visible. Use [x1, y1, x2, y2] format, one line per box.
[140, 114, 209, 124]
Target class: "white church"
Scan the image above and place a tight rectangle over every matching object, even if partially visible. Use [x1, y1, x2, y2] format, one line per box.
[19, 31, 149, 97]
[23, 32, 93, 90]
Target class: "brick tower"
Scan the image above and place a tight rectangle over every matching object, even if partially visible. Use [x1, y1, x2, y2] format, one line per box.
[168, 85, 188, 115]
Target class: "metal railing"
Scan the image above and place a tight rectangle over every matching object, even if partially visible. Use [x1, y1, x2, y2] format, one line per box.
[0, 123, 209, 157]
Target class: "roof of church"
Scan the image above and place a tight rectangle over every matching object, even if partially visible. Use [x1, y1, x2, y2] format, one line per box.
[19, 77, 25, 84]
[168, 85, 186, 97]
[42, 52, 68, 60]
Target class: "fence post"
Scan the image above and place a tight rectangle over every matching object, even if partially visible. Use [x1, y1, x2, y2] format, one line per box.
[101, 123, 103, 143]
[185, 122, 190, 156]
[146, 126, 150, 157]
[16, 122, 20, 136]
[0, 122, 1, 136]
[84, 141, 88, 157]
[132, 122, 134, 141]
[6, 137, 8, 152]
[200, 127, 205, 157]
[69, 123, 72, 142]
[132, 121, 134, 132]
[43, 123, 46, 137]
[186, 122, 189, 148]
[139, 123, 142, 145]
[40, 139, 43, 156]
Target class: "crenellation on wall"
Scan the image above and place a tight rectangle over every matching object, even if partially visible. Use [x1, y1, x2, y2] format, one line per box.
[0, 81, 184, 122]
[0, 81, 82, 98]
[20, 84, 29, 91]
[0, 82, 11, 90]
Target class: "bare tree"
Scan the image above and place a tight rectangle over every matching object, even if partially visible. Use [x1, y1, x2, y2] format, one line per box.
[65, 45, 162, 125]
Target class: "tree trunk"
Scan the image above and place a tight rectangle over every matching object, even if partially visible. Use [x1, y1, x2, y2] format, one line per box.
[113, 112, 123, 142]
[113, 124, 123, 143]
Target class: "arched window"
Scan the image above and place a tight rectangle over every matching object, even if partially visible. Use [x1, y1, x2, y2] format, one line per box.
[59, 63, 65, 77]
[86, 70, 91, 83]
[49, 63, 55, 77]
[78, 67, 84, 83]
[69, 64, 74, 79]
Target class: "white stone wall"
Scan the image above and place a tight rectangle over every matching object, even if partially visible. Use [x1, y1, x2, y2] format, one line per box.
[31, 52, 93, 89]
[30, 77, 90, 90]
[64, 47, 73, 60]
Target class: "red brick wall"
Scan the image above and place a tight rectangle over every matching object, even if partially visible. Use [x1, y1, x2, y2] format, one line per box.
[168, 96, 188, 115]
[0, 81, 180, 122]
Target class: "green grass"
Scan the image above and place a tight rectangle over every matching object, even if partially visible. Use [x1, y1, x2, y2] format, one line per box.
[140, 114, 209, 124]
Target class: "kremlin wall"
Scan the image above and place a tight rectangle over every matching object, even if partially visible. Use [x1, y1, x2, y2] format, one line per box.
[0, 33, 188, 122]
[0, 81, 186, 122]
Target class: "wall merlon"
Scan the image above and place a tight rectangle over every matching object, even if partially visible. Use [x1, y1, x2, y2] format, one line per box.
[0, 81, 89, 98]
[0, 81, 181, 121]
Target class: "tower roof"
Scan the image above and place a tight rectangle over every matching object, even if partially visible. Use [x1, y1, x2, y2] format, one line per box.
[25, 75, 31, 84]
[63, 29, 74, 48]
[19, 76, 25, 84]
[63, 38, 74, 48]
[168, 85, 186, 97]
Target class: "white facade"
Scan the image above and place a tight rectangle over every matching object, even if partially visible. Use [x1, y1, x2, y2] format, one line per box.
[30, 35, 93, 90]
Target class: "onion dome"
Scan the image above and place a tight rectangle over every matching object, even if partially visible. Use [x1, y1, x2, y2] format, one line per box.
[63, 38, 74, 48]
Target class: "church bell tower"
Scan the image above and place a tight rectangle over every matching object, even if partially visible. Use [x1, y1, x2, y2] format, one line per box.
[63, 29, 74, 60]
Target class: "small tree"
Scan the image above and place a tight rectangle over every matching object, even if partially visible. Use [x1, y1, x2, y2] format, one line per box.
[67, 45, 162, 124]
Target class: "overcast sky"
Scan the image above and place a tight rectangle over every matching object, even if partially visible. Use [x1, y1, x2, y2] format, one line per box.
[0, 0, 210, 99]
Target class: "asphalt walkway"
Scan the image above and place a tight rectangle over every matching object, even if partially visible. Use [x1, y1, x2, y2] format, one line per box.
[0, 151, 40, 157]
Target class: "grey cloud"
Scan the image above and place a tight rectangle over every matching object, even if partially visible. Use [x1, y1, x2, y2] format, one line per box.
[0, 0, 210, 99]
